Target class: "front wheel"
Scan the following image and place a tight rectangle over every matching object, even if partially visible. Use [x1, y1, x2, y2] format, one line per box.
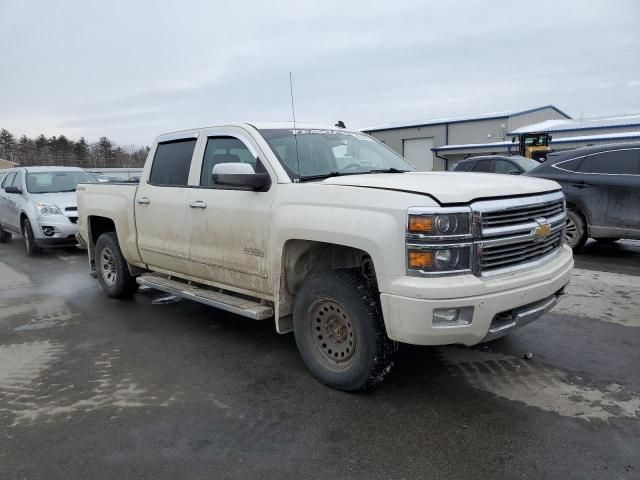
[22, 218, 42, 256]
[293, 269, 394, 391]
[565, 209, 587, 251]
[95, 232, 139, 298]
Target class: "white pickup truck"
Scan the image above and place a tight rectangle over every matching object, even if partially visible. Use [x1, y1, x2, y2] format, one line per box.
[77, 122, 573, 390]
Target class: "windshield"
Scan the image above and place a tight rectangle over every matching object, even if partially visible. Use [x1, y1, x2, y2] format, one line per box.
[26, 170, 97, 194]
[259, 129, 414, 180]
[512, 156, 542, 171]
[523, 134, 548, 147]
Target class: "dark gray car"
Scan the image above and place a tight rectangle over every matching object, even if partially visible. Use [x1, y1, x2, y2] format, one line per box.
[525, 142, 640, 250]
[453, 155, 540, 174]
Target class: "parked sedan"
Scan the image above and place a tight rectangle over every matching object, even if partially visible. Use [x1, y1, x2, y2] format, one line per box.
[452, 155, 540, 174]
[525, 142, 640, 250]
[0, 166, 97, 255]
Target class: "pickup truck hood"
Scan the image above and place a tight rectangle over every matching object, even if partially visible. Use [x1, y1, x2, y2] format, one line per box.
[321, 172, 560, 204]
[29, 191, 78, 210]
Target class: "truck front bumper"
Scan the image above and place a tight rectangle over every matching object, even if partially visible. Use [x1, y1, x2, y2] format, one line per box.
[379, 245, 573, 346]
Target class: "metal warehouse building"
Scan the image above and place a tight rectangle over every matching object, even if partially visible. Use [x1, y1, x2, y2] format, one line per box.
[363, 107, 640, 170]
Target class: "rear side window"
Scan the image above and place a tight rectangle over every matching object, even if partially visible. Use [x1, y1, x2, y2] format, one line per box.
[472, 159, 493, 172]
[149, 139, 197, 186]
[579, 149, 640, 175]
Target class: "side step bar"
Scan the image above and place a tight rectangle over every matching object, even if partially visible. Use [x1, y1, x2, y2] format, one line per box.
[137, 274, 273, 320]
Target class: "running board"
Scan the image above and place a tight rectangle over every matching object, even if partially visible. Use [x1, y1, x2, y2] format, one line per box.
[136, 274, 273, 320]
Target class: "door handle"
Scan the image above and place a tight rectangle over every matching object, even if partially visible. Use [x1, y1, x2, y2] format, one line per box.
[571, 182, 590, 189]
[189, 200, 207, 209]
[136, 196, 150, 205]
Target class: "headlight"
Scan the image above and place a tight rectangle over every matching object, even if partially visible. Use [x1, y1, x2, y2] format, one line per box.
[36, 202, 63, 216]
[408, 212, 471, 237]
[406, 207, 473, 276]
[407, 245, 472, 274]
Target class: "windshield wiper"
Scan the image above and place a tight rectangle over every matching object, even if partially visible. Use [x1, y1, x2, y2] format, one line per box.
[365, 168, 410, 174]
[299, 171, 360, 182]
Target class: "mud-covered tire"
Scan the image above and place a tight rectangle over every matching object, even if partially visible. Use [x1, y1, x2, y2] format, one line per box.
[0, 223, 11, 243]
[565, 208, 587, 251]
[95, 232, 139, 298]
[21, 218, 41, 256]
[293, 269, 395, 391]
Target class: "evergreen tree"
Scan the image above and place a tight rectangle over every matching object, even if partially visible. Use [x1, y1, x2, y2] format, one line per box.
[0, 128, 16, 161]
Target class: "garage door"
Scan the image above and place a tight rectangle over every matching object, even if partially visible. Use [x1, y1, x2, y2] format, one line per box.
[403, 137, 434, 171]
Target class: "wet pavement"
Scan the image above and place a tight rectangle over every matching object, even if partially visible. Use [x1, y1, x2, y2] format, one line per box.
[1, 239, 639, 479]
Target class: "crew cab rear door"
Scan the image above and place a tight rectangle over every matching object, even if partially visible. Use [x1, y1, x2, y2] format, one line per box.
[186, 127, 275, 295]
[135, 135, 199, 275]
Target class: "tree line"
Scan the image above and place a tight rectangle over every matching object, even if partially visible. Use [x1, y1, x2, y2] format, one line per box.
[0, 128, 150, 168]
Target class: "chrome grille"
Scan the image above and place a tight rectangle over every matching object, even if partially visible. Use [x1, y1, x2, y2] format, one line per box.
[481, 200, 564, 229]
[472, 191, 566, 276]
[481, 228, 563, 271]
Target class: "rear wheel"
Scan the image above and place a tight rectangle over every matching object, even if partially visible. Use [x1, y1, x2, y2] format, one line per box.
[95, 232, 139, 298]
[293, 269, 394, 391]
[21, 218, 42, 256]
[565, 208, 587, 251]
[0, 223, 11, 243]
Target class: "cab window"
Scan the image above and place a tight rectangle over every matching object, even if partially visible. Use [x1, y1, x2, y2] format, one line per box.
[200, 137, 266, 188]
[148, 139, 197, 186]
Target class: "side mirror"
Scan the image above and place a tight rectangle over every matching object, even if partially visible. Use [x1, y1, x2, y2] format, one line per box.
[211, 162, 270, 191]
[5, 186, 22, 194]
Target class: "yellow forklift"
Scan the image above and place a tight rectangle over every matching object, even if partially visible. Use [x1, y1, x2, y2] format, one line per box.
[512, 132, 552, 161]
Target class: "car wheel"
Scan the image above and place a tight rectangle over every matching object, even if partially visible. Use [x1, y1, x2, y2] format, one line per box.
[95, 232, 139, 298]
[565, 208, 587, 251]
[293, 269, 395, 391]
[0, 223, 11, 243]
[22, 218, 42, 256]
[593, 237, 619, 244]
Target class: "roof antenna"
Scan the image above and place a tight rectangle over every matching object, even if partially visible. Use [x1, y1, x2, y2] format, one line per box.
[335, 120, 346, 129]
[289, 72, 301, 183]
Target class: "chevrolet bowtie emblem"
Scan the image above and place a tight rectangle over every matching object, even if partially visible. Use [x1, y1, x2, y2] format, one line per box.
[533, 218, 551, 239]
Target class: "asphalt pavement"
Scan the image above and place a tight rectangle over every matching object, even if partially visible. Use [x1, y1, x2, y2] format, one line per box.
[1, 239, 639, 479]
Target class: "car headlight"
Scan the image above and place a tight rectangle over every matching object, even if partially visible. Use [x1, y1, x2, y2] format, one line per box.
[408, 212, 471, 236]
[407, 207, 473, 276]
[407, 245, 472, 274]
[36, 202, 63, 216]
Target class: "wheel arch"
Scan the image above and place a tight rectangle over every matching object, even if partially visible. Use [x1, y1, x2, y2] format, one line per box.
[274, 239, 377, 333]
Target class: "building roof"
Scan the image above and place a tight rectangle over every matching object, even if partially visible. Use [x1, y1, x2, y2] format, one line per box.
[433, 130, 640, 153]
[362, 105, 570, 132]
[0, 159, 18, 169]
[508, 113, 640, 135]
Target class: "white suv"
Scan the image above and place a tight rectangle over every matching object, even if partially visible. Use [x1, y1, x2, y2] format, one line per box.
[0, 166, 97, 255]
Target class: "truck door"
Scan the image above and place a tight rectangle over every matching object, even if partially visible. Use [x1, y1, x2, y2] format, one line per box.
[186, 128, 275, 295]
[135, 137, 198, 276]
[0, 172, 17, 231]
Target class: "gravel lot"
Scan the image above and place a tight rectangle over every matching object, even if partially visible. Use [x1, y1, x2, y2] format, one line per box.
[1, 239, 639, 479]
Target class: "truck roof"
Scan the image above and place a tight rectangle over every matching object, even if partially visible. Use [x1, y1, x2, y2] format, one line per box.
[155, 122, 357, 143]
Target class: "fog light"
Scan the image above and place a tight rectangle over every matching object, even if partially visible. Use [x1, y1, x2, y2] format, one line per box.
[433, 307, 474, 327]
[42, 226, 55, 237]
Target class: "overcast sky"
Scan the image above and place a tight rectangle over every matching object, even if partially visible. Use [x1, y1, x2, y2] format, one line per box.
[1, 0, 639, 145]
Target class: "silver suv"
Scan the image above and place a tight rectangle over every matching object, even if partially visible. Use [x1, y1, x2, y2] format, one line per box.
[0, 167, 97, 255]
